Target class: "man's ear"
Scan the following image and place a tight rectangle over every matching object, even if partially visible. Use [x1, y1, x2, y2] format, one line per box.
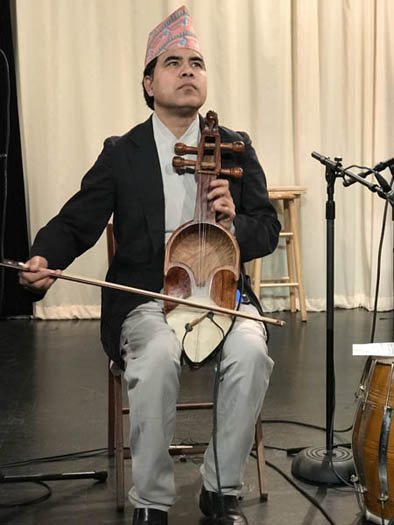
[143, 76, 153, 96]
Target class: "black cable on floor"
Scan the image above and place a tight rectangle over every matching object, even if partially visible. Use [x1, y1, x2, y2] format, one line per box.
[175, 417, 354, 455]
[0, 448, 108, 508]
[327, 455, 355, 489]
[250, 452, 337, 525]
[262, 418, 353, 438]
[0, 480, 52, 508]
[0, 448, 108, 469]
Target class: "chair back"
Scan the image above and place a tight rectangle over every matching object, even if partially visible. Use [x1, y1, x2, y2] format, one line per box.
[106, 224, 117, 265]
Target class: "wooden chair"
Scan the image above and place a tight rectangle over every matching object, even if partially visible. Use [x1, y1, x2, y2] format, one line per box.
[106, 224, 268, 511]
[249, 186, 307, 321]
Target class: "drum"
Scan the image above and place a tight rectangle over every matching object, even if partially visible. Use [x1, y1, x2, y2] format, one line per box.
[352, 358, 394, 524]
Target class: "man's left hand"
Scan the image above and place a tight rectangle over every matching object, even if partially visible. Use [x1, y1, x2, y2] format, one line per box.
[208, 179, 235, 232]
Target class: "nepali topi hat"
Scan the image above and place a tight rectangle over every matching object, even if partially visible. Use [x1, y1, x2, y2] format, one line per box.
[145, 5, 201, 67]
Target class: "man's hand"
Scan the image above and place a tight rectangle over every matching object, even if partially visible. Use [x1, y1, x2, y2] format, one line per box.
[208, 179, 235, 232]
[19, 256, 60, 294]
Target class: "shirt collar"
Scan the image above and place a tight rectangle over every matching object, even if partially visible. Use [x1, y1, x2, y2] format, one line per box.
[152, 112, 200, 144]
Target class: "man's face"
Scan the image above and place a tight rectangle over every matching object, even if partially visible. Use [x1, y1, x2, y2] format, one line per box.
[144, 48, 207, 115]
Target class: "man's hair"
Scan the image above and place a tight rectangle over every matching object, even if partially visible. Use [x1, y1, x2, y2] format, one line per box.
[142, 57, 158, 110]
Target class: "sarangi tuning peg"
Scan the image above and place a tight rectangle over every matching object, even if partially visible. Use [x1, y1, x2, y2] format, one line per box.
[220, 141, 245, 153]
[220, 167, 243, 178]
[173, 157, 217, 172]
[174, 141, 244, 156]
[172, 156, 197, 170]
[174, 143, 198, 155]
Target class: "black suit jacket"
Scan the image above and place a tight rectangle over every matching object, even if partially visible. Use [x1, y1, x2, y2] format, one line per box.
[30, 116, 280, 364]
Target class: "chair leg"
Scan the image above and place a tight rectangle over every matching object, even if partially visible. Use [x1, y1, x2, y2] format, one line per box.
[251, 258, 262, 299]
[114, 374, 125, 511]
[284, 200, 297, 313]
[288, 199, 307, 321]
[108, 365, 115, 457]
[255, 411, 268, 501]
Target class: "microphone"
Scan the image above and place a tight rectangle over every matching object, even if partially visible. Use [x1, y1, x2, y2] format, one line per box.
[374, 173, 392, 194]
[369, 169, 394, 207]
[343, 157, 394, 187]
[374, 173, 394, 206]
[380, 186, 394, 207]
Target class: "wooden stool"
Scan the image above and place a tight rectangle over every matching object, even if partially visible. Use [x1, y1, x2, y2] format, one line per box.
[250, 186, 307, 321]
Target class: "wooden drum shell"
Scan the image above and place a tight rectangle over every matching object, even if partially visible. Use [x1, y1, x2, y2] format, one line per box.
[352, 359, 394, 523]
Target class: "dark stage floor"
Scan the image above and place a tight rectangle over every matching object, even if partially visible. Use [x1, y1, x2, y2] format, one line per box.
[0, 309, 393, 524]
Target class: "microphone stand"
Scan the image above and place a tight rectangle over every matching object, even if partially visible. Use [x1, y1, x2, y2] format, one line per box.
[292, 153, 394, 484]
[291, 154, 355, 484]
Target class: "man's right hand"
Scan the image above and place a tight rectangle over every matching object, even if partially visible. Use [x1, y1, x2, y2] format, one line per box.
[19, 256, 60, 294]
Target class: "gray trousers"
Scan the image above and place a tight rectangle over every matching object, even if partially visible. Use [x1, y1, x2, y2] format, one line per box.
[120, 301, 274, 512]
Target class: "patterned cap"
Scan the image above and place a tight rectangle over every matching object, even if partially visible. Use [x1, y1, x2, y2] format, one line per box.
[145, 5, 201, 67]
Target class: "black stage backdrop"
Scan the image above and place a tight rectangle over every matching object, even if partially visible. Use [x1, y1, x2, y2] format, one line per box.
[0, 0, 32, 316]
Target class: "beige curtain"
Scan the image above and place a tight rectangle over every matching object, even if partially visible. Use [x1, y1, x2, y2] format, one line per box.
[12, 0, 393, 318]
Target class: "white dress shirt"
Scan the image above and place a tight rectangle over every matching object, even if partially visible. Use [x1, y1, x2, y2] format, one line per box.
[152, 112, 200, 243]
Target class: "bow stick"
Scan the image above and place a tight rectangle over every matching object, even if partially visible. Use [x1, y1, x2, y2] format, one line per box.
[1, 259, 285, 327]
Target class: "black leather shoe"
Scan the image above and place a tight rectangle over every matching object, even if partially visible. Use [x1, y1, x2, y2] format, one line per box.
[132, 508, 168, 524]
[199, 486, 248, 524]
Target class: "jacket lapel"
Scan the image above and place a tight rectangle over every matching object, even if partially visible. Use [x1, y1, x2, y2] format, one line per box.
[125, 114, 215, 254]
[126, 117, 164, 254]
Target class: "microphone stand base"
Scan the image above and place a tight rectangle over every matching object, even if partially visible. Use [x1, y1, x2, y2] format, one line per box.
[291, 446, 354, 485]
